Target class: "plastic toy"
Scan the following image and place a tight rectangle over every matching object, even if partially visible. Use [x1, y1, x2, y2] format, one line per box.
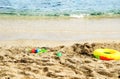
[56, 52, 62, 57]
[26, 48, 47, 54]
[31, 48, 36, 53]
[93, 48, 120, 60]
[25, 48, 31, 52]
[41, 48, 47, 53]
[35, 49, 41, 53]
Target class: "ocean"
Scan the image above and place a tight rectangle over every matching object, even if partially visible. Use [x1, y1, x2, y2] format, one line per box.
[0, 0, 120, 17]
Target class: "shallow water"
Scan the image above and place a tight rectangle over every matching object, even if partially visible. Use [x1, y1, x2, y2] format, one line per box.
[0, 0, 120, 17]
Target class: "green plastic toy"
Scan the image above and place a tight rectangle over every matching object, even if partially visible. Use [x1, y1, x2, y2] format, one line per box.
[41, 48, 47, 53]
[56, 52, 62, 57]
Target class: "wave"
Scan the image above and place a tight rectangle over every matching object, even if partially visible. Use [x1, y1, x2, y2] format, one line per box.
[0, 6, 120, 18]
[0, 9, 120, 18]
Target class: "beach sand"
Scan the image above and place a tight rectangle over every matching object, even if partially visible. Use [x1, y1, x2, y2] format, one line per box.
[0, 17, 120, 79]
[0, 40, 120, 79]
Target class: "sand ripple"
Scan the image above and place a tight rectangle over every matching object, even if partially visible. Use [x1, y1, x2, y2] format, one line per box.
[0, 42, 120, 79]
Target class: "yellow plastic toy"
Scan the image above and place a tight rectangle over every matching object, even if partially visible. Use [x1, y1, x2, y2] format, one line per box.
[93, 48, 120, 60]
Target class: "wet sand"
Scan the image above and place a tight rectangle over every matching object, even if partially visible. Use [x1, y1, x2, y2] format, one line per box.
[0, 17, 120, 40]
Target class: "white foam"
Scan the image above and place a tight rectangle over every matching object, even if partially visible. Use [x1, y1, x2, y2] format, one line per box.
[70, 14, 89, 18]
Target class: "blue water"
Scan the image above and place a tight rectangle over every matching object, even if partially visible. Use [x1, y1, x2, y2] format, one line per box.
[0, 0, 120, 17]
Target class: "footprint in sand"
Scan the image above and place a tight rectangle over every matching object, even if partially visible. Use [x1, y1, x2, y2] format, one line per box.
[43, 67, 49, 72]
[97, 69, 114, 77]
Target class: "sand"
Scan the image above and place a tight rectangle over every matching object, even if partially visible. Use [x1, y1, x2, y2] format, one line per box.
[0, 17, 120, 40]
[0, 17, 120, 79]
[0, 40, 120, 79]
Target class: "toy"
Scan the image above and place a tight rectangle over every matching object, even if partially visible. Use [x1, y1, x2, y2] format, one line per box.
[35, 49, 41, 53]
[56, 52, 62, 57]
[31, 48, 36, 53]
[26, 48, 47, 54]
[93, 48, 120, 60]
[25, 48, 31, 52]
[41, 48, 47, 53]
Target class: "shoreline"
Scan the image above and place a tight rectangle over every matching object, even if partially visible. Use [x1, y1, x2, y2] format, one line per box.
[0, 17, 120, 41]
[0, 14, 120, 20]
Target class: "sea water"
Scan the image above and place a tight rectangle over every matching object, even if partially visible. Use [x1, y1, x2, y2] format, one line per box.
[0, 0, 120, 17]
